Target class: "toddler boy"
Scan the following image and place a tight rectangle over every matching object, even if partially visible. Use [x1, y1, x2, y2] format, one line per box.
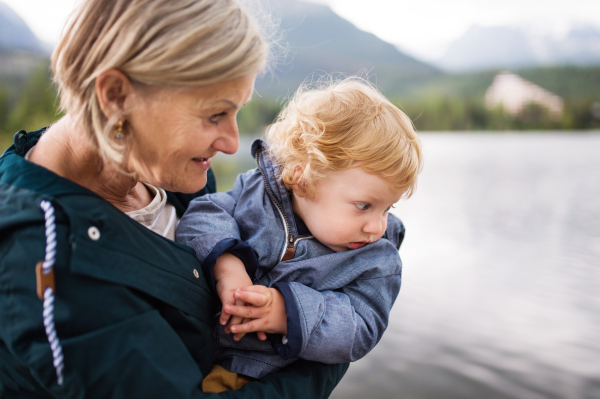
[176, 79, 423, 392]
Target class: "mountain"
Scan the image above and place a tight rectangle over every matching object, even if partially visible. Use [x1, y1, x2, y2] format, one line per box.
[541, 26, 600, 66]
[256, 0, 440, 98]
[0, 1, 45, 53]
[436, 25, 600, 72]
[437, 26, 537, 72]
[0, 2, 49, 82]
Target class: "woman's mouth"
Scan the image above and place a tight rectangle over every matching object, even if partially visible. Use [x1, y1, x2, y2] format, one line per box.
[192, 157, 211, 169]
[349, 241, 368, 250]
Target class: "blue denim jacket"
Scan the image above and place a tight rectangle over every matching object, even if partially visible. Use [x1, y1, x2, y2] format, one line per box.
[176, 140, 404, 379]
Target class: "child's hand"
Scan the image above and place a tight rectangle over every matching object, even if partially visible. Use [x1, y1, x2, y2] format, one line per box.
[213, 253, 253, 334]
[224, 285, 287, 340]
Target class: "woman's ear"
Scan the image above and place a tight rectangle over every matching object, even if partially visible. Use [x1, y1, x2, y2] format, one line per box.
[95, 69, 134, 120]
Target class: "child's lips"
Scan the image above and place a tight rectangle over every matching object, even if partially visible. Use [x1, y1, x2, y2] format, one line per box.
[349, 241, 368, 249]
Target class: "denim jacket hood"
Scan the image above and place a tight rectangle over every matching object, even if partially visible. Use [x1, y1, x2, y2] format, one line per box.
[177, 139, 404, 379]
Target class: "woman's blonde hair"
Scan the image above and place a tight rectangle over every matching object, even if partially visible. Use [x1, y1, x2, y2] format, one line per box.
[52, 0, 270, 163]
[265, 78, 423, 199]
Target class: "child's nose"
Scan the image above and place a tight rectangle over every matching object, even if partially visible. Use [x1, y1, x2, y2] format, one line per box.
[362, 216, 384, 237]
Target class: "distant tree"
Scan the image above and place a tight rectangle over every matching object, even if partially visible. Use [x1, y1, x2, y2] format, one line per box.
[237, 99, 282, 135]
[7, 66, 61, 134]
[561, 98, 600, 129]
[0, 87, 8, 133]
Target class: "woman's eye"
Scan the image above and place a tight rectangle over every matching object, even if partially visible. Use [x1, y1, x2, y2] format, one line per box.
[355, 203, 370, 211]
[209, 112, 226, 124]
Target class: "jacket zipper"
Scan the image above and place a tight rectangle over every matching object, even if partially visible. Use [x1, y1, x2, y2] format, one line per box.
[255, 151, 312, 262]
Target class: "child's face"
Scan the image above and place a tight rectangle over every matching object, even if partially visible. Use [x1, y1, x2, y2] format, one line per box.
[292, 167, 403, 252]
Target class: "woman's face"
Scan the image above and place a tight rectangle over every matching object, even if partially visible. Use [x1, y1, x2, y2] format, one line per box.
[125, 75, 256, 193]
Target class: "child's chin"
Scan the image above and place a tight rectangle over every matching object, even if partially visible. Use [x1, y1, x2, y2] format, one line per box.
[328, 244, 350, 252]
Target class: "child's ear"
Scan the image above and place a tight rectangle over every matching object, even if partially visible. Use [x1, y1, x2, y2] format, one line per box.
[292, 181, 308, 198]
[291, 165, 308, 198]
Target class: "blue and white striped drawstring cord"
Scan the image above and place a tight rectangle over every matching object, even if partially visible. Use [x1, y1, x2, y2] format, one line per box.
[39, 200, 65, 385]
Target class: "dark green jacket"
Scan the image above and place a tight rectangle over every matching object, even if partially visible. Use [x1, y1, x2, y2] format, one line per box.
[0, 128, 348, 398]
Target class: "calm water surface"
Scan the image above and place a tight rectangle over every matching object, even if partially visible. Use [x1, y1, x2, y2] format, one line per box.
[213, 133, 600, 399]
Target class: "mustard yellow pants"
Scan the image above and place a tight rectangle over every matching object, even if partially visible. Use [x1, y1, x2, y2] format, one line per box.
[202, 365, 255, 393]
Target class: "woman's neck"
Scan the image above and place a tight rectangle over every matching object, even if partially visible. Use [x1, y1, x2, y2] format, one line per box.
[28, 117, 153, 213]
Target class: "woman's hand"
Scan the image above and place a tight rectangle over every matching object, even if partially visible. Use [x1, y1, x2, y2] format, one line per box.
[225, 285, 288, 339]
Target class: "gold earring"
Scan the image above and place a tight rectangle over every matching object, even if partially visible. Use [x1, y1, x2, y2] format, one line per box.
[114, 120, 124, 139]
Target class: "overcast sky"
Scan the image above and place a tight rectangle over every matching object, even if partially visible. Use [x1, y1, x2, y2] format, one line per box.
[4, 0, 600, 61]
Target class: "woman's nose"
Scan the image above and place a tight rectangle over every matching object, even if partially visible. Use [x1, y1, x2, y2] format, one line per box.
[213, 119, 240, 155]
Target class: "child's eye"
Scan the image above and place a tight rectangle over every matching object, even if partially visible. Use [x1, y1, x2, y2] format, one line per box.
[355, 203, 370, 211]
[383, 204, 396, 214]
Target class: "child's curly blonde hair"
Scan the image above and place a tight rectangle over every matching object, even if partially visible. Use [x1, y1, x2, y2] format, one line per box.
[265, 78, 423, 199]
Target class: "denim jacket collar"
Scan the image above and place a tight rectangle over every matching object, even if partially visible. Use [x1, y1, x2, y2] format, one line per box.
[251, 139, 301, 237]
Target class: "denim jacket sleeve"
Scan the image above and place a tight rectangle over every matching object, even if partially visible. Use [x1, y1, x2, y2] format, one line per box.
[272, 214, 404, 363]
[176, 189, 243, 266]
[176, 173, 264, 289]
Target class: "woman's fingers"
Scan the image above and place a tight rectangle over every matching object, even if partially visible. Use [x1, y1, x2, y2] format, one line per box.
[257, 331, 267, 341]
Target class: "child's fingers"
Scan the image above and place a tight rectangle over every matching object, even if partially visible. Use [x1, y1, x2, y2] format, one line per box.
[257, 331, 267, 341]
[230, 319, 263, 335]
[238, 285, 272, 294]
[219, 294, 237, 326]
[225, 314, 244, 333]
[231, 318, 252, 340]
[232, 330, 246, 341]
[224, 299, 247, 332]
[223, 303, 264, 319]
[219, 309, 231, 326]
[234, 289, 270, 307]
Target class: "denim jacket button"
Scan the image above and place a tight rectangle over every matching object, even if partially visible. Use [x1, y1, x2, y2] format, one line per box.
[87, 226, 101, 241]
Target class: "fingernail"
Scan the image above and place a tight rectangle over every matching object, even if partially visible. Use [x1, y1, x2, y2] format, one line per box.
[231, 327, 236, 333]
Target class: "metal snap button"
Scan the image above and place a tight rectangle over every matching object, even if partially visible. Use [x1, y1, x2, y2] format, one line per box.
[193, 269, 200, 278]
[87, 226, 100, 241]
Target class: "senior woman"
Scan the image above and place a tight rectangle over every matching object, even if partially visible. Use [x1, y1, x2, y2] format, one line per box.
[0, 0, 348, 397]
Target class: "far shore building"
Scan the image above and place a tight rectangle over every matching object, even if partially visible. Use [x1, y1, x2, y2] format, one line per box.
[484, 72, 564, 118]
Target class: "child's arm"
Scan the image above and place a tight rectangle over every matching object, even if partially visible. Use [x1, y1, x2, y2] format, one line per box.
[176, 173, 262, 297]
[226, 229, 403, 364]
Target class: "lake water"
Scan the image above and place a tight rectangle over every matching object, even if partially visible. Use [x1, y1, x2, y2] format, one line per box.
[212, 133, 600, 399]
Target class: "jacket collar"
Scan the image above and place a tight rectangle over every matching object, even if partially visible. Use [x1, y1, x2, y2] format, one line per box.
[1, 127, 105, 199]
[251, 139, 300, 237]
